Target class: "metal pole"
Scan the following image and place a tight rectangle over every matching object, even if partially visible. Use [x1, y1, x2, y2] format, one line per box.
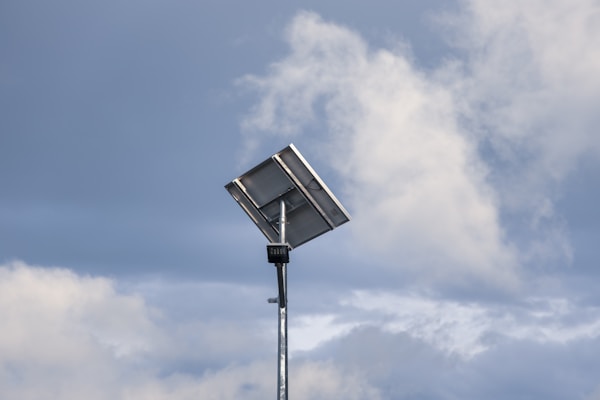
[277, 199, 288, 400]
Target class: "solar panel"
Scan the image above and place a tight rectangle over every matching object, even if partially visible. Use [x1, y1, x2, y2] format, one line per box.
[225, 144, 350, 249]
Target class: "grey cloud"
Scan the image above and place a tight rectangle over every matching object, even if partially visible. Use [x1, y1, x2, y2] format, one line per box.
[298, 323, 600, 399]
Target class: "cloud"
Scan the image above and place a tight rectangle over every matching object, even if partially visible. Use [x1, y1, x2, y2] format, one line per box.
[239, 1, 600, 290]
[240, 11, 519, 290]
[0, 261, 270, 399]
[343, 290, 600, 358]
[288, 288, 600, 362]
[0, 261, 384, 400]
[451, 0, 600, 184]
[442, 0, 600, 264]
[0, 261, 161, 399]
[3, 260, 600, 399]
[296, 291, 600, 399]
[305, 326, 451, 399]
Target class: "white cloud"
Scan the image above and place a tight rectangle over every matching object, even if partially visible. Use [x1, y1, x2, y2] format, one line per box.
[0, 261, 383, 400]
[0, 261, 267, 399]
[240, 11, 519, 290]
[339, 289, 600, 359]
[0, 261, 161, 399]
[284, 293, 600, 399]
[444, 0, 600, 258]
[290, 314, 359, 353]
[240, 0, 600, 289]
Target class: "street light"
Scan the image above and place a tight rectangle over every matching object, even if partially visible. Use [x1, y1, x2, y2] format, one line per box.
[225, 143, 350, 400]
